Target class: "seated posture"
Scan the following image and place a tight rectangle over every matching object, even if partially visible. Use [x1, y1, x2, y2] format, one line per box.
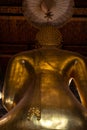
[0, 26, 87, 130]
[0, 0, 87, 129]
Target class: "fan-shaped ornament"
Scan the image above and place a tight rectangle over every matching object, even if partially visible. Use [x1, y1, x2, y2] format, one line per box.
[23, 0, 74, 28]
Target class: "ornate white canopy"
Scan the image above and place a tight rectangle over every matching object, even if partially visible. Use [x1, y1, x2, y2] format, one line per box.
[23, 0, 74, 28]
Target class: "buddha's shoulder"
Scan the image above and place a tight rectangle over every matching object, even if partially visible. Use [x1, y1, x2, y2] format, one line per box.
[38, 48, 85, 60]
[8, 48, 86, 64]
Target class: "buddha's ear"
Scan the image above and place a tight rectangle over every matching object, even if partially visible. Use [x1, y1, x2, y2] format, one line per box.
[2, 57, 35, 111]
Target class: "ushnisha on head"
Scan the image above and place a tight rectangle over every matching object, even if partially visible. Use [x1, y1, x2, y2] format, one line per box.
[36, 25, 62, 48]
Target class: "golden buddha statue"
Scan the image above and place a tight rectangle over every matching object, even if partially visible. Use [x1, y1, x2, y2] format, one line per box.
[0, 0, 87, 130]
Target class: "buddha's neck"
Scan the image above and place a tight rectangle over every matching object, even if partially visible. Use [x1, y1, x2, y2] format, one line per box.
[36, 26, 62, 49]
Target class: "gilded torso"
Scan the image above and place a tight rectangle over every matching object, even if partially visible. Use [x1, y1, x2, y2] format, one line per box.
[0, 48, 87, 130]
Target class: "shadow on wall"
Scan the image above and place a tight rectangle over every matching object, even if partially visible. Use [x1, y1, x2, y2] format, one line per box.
[0, 65, 7, 118]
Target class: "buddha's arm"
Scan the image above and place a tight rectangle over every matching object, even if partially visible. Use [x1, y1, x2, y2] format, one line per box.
[2, 57, 35, 111]
[67, 57, 87, 108]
